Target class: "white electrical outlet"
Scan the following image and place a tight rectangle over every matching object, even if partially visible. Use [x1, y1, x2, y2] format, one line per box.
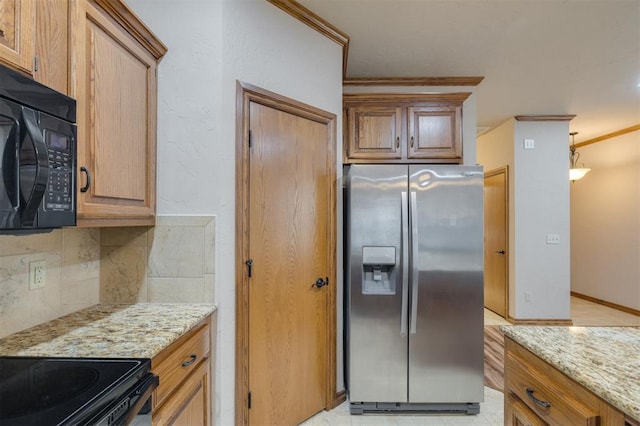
[546, 234, 561, 244]
[525, 291, 532, 303]
[29, 260, 46, 290]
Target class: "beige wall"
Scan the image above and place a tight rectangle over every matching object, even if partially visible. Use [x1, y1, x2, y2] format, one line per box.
[0, 228, 100, 338]
[570, 131, 640, 311]
[0, 215, 215, 338]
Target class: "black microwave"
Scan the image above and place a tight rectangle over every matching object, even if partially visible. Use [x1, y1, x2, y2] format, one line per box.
[0, 64, 76, 231]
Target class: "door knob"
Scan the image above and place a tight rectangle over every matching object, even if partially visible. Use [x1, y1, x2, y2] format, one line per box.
[311, 277, 329, 288]
[496, 250, 505, 255]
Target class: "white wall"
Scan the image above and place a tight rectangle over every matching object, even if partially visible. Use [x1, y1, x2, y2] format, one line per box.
[477, 119, 571, 320]
[125, 1, 343, 424]
[513, 121, 571, 319]
[570, 131, 640, 310]
[343, 85, 478, 165]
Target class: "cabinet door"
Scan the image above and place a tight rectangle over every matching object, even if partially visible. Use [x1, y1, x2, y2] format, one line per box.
[73, 0, 158, 226]
[506, 393, 547, 426]
[152, 358, 210, 426]
[407, 105, 461, 160]
[34, 0, 69, 94]
[0, 0, 35, 75]
[347, 106, 402, 160]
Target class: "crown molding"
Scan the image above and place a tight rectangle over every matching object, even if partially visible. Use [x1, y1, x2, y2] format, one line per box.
[343, 76, 484, 87]
[514, 115, 576, 122]
[575, 124, 640, 148]
[343, 92, 472, 104]
[266, 0, 350, 77]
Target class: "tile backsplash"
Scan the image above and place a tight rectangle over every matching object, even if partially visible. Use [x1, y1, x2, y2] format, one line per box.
[0, 216, 215, 338]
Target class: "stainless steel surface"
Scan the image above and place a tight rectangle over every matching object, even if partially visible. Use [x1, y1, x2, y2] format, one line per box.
[347, 164, 484, 411]
[410, 191, 418, 335]
[347, 165, 408, 403]
[407, 165, 484, 403]
[400, 191, 409, 334]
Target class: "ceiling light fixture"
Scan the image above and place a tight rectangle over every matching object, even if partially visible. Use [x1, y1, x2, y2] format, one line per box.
[569, 131, 590, 182]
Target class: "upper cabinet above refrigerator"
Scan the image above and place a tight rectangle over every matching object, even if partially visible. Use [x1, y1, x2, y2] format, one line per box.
[343, 93, 470, 164]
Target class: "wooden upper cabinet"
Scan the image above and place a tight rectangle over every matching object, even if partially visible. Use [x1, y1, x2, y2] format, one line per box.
[407, 105, 461, 159]
[71, 0, 167, 227]
[344, 93, 469, 164]
[0, 0, 35, 75]
[34, 0, 69, 94]
[347, 106, 402, 159]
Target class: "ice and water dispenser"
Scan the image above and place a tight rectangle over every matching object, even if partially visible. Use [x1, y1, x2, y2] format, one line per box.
[361, 246, 397, 295]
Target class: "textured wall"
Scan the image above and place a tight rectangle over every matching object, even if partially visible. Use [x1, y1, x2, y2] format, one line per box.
[570, 131, 640, 310]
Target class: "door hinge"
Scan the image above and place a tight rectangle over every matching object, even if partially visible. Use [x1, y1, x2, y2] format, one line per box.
[248, 391, 252, 409]
[245, 259, 253, 277]
[248, 130, 252, 148]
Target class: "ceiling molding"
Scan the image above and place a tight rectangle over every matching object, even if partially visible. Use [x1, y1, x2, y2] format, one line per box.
[93, 0, 167, 59]
[344, 77, 485, 86]
[266, 0, 350, 77]
[514, 115, 576, 122]
[344, 92, 472, 104]
[575, 124, 640, 148]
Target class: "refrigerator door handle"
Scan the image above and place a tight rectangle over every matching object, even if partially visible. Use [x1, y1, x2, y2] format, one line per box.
[400, 191, 409, 334]
[410, 191, 419, 334]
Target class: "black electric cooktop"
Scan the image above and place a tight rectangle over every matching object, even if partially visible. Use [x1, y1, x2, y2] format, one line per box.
[0, 357, 150, 425]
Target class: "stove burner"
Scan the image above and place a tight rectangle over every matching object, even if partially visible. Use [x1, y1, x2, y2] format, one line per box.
[0, 365, 99, 419]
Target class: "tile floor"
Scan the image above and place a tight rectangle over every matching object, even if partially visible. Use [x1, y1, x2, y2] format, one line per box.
[302, 296, 639, 425]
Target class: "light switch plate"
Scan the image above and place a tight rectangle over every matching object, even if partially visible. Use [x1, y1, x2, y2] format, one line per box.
[524, 139, 535, 149]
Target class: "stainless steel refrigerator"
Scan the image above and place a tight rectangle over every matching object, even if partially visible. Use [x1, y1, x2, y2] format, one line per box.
[345, 164, 484, 415]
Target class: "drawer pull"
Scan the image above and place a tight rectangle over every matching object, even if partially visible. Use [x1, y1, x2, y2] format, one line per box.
[526, 387, 551, 408]
[181, 354, 197, 367]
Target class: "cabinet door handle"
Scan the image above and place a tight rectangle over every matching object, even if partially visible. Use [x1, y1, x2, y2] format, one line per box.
[396, 136, 400, 148]
[80, 166, 91, 193]
[526, 387, 551, 408]
[410, 136, 414, 147]
[181, 354, 197, 367]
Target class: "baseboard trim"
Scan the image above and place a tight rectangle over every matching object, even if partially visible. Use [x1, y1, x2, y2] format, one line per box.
[332, 390, 346, 408]
[571, 291, 640, 316]
[508, 318, 573, 326]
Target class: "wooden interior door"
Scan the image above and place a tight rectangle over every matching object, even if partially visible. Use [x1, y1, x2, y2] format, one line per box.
[484, 167, 508, 318]
[242, 94, 334, 425]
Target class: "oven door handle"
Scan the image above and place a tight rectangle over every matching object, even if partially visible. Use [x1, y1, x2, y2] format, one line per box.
[121, 373, 159, 426]
[20, 108, 49, 226]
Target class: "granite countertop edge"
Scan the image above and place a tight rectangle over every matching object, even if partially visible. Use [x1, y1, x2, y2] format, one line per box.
[501, 325, 640, 423]
[0, 303, 216, 360]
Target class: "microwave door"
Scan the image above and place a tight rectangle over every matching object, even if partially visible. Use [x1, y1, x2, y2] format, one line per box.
[19, 108, 49, 227]
[0, 112, 20, 229]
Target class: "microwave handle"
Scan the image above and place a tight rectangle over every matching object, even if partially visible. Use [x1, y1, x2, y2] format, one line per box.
[20, 108, 49, 226]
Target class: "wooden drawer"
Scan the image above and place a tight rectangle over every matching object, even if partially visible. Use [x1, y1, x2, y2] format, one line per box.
[506, 341, 598, 425]
[507, 393, 547, 426]
[152, 320, 211, 409]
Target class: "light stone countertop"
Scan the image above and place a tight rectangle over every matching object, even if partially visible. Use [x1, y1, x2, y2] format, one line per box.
[501, 326, 640, 423]
[0, 303, 216, 359]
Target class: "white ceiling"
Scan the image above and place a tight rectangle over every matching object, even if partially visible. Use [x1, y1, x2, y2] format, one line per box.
[297, 0, 640, 143]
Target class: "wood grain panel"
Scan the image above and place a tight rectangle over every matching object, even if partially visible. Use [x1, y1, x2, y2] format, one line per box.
[506, 393, 547, 426]
[505, 338, 627, 425]
[484, 325, 505, 392]
[484, 168, 508, 317]
[248, 102, 328, 425]
[34, 0, 69, 94]
[0, 0, 35, 74]
[407, 105, 461, 159]
[73, 0, 161, 225]
[347, 106, 401, 158]
[344, 92, 471, 105]
[235, 81, 337, 426]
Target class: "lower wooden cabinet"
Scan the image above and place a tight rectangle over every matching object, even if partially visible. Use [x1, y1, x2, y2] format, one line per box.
[152, 315, 213, 425]
[505, 337, 627, 426]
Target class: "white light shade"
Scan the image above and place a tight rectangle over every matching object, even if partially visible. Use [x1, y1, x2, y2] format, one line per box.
[570, 167, 591, 181]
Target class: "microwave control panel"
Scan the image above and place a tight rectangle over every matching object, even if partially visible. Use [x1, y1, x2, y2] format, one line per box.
[44, 130, 73, 211]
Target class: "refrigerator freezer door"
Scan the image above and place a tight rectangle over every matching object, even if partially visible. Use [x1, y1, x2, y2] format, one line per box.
[408, 165, 484, 403]
[347, 164, 409, 403]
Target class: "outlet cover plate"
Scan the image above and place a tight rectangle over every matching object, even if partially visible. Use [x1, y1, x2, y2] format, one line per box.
[29, 260, 46, 290]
